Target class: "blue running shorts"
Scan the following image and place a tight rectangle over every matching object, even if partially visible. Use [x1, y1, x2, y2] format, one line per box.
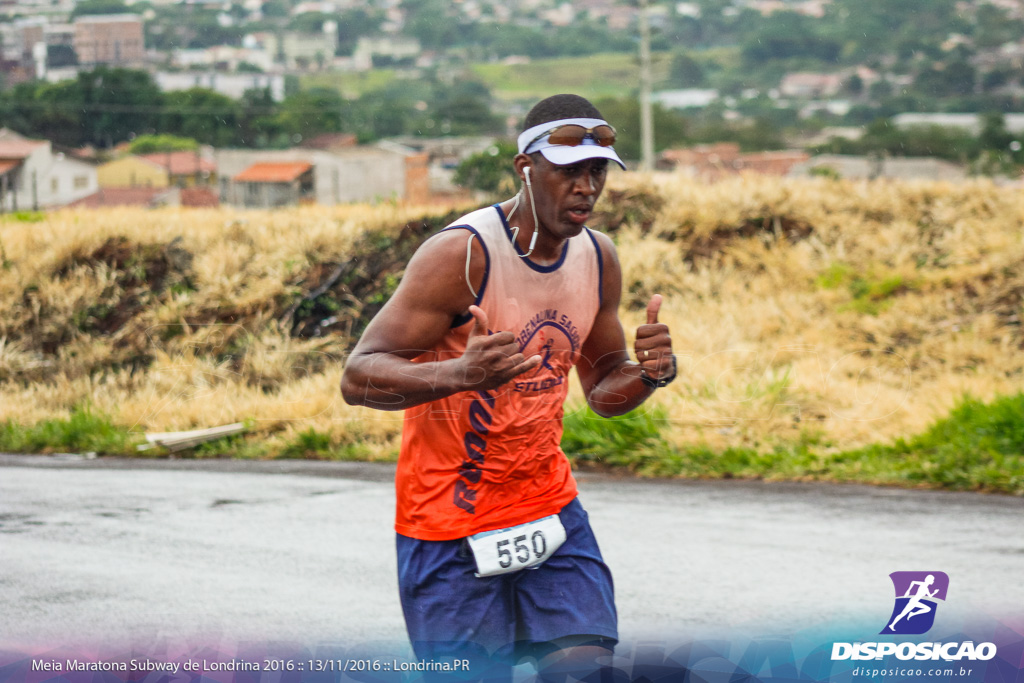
[396, 498, 617, 666]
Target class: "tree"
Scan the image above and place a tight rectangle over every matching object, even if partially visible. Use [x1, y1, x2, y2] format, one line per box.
[76, 67, 163, 146]
[0, 81, 84, 147]
[70, 0, 132, 18]
[401, 0, 461, 51]
[0, 68, 162, 147]
[830, 0, 965, 61]
[914, 60, 976, 98]
[454, 141, 517, 195]
[274, 88, 345, 141]
[670, 52, 706, 88]
[979, 111, 1013, 152]
[237, 88, 283, 147]
[335, 7, 385, 56]
[740, 11, 840, 63]
[288, 11, 331, 33]
[128, 134, 198, 154]
[262, 0, 288, 18]
[593, 97, 689, 162]
[160, 88, 242, 147]
[430, 81, 502, 136]
[974, 4, 1024, 49]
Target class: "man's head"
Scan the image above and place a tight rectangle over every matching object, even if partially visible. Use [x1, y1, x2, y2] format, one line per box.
[511, 95, 622, 244]
[516, 94, 625, 171]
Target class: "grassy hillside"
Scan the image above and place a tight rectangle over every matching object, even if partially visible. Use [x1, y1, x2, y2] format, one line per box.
[469, 53, 673, 102]
[2, 174, 1023, 493]
[300, 51, 677, 103]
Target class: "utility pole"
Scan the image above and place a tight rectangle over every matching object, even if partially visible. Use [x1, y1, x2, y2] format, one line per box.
[638, 0, 654, 171]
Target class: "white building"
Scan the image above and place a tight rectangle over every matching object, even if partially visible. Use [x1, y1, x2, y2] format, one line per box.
[263, 25, 337, 69]
[171, 45, 275, 72]
[154, 71, 286, 101]
[892, 113, 1024, 136]
[215, 142, 429, 207]
[653, 89, 720, 109]
[0, 130, 98, 211]
[351, 35, 421, 70]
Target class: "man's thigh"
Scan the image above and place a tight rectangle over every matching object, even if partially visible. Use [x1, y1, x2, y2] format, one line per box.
[396, 534, 514, 659]
[511, 498, 618, 647]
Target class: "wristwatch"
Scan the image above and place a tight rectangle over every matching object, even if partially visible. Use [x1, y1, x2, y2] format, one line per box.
[640, 355, 677, 389]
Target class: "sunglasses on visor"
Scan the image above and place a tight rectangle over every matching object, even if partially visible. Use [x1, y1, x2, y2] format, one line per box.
[526, 124, 617, 150]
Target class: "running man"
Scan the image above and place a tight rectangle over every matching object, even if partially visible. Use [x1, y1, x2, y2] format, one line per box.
[341, 94, 676, 681]
[889, 574, 939, 631]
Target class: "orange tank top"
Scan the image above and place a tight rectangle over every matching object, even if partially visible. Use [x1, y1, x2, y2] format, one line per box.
[395, 204, 604, 540]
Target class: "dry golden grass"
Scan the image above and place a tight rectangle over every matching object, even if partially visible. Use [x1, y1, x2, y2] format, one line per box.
[605, 173, 1024, 454]
[1, 176, 1022, 459]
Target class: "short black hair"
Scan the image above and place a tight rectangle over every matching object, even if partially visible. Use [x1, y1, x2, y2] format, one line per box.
[523, 94, 605, 131]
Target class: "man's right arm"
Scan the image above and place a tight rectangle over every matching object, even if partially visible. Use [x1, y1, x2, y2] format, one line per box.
[340, 229, 540, 411]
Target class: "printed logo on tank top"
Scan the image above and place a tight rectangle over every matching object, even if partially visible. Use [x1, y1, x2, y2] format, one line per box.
[453, 310, 579, 515]
[512, 309, 581, 394]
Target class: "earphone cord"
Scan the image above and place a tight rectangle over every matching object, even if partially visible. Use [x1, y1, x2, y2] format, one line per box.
[509, 171, 540, 258]
[468, 170, 541, 299]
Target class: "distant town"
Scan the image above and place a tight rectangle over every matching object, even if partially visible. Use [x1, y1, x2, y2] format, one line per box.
[2, 0, 1024, 210]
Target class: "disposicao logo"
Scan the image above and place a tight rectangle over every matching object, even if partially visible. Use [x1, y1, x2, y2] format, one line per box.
[831, 571, 997, 663]
[881, 571, 949, 635]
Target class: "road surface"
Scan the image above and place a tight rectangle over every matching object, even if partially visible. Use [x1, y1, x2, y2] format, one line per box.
[2, 454, 1022, 661]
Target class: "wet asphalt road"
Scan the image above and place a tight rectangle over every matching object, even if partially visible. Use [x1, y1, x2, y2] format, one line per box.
[2, 453, 1022, 651]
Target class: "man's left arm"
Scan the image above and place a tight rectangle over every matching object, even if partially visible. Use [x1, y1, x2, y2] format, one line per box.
[576, 232, 675, 418]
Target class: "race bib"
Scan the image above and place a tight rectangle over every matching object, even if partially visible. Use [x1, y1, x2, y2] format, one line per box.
[466, 515, 566, 577]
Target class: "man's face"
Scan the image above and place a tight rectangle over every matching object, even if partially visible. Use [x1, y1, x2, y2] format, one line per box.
[525, 154, 609, 240]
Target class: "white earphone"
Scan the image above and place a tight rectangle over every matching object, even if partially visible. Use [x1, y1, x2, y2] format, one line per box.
[518, 166, 539, 258]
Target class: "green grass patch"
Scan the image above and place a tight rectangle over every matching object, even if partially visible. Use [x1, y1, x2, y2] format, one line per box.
[562, 405, 670, 472]
[817, 263, 919, 316]
[2, 211, 45, 223]
[563, 394, 1024, 495]
[816, 262, 855, 290]
[6, 394, 1021, 495]
[831, 393, 1024, 494]
[843, 274, 916, 315]
[0, 405, 141, 454]
[301, 69, 398, 98]
[277, 426, 376, 460]
[471, 52, 673, 102]
[188, 433, 271, 460]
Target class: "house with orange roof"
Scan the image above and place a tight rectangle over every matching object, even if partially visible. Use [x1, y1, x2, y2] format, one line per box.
[215, 141, 429, 207]
[0, 128, 98, 211]
[229, 161, 315, 208]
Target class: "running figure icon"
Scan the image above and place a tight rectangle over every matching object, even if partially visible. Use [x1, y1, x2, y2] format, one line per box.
[881, 571, 949, 635]
[888, 574, 938, 630]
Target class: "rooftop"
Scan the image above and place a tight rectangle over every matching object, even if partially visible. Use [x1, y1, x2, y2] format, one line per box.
[233, 162, 312, 183]
[0, 139, 46, 160]
[137, 151, 216, 176]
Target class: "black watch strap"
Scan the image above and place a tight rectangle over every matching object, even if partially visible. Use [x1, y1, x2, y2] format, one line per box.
[640, 355, 677, 389]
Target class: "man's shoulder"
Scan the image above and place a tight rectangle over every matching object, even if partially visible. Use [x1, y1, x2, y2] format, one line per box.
[583, 227, 615, 252]
[446, 204, 503, 232]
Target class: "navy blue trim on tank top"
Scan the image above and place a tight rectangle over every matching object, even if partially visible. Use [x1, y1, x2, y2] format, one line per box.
[493, 204, 570, 273]
[584, 228, 604, 308]
[441, 225, 490, 328]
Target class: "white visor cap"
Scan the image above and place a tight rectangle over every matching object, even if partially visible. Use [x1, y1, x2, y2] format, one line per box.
[517, 117, 627, 170]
